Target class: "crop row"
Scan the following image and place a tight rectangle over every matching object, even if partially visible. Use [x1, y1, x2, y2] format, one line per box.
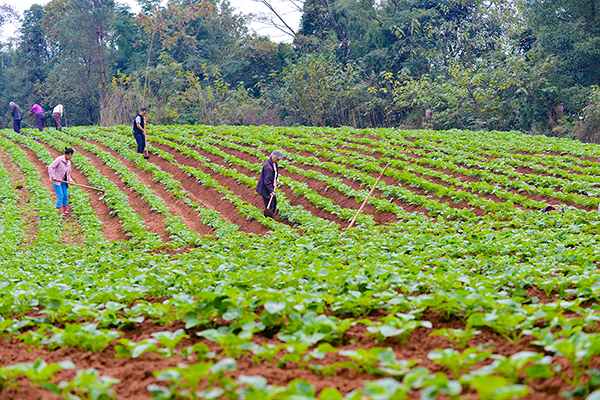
[169, 126, 529, 220]
[101, 126, 343, 234]
[214, 126, 598, 212]
[28, 128, 209, 246]
[2, 131, 108, 246]
[3, 130, 163, 247]
[77, 126, 298, 235]
[0, 134, 62, 246]
[0, 156, 23, 253]
[309, 127, 600, 203]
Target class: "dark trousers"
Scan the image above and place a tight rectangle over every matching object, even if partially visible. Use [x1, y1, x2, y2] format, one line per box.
[13, 119, 21, 133]
[52, 113, 62, 131]
[35, 112, 45, 131]
[133, 133, 145, 153]
[262, 195, 277, 214]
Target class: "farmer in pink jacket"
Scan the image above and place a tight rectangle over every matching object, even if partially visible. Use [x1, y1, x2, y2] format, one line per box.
[48, 147, 75, 216]
[29, 103, 45, 131]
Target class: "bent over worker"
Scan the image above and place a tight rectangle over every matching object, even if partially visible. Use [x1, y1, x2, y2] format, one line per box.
[256, 150, 282, 218]
[52, 104, 64, 131]
[48, 147, 75, 216]
[29, 103, 45, 132]
[9, 102, 21, 133]
[132, 108, 148, 154]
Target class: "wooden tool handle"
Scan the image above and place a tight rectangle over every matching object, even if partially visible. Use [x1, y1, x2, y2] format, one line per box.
[347, 164, 389, 229]
[54, 179, 104, 192]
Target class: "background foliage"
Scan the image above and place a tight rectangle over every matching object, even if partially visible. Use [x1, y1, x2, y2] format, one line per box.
[0, 0, 599, 139]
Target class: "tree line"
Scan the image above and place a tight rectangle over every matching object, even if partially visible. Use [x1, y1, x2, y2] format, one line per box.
[0, 0, 599, 141]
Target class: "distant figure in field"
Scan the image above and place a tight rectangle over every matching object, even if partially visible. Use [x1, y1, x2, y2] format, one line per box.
[48, 147, 76, 216]
[425, 109, 432, 129]
[29, 104, 45, 132]
[9, 102, 21, 133]
[52, 104, 64, 131]
[256, 150, 282, 218]
[132, 108, 148, 156]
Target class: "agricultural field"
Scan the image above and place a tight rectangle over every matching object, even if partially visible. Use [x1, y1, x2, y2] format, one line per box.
[0, 125, 599, 400]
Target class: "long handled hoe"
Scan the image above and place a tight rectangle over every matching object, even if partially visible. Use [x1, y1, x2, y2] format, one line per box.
[263, 194, 275, 218]
[347, 163, 389, 229]
[143, 132, 150, 159]
[54, 179, 105, 201]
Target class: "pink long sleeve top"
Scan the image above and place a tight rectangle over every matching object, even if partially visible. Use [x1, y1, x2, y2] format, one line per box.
[48, 155, 72, 185]
[29, 104, 43, 114]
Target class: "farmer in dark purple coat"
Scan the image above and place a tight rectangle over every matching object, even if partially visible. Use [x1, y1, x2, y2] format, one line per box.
[256, 150, 282, 218]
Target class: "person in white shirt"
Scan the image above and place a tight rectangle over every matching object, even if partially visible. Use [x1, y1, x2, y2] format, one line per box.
[52, 104, 64, 131]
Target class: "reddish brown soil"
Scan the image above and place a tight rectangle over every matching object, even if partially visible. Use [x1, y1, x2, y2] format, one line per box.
[79, 138, 214, 237]
[143, 141, 270, 235]
[149, 137, 348, 229]
[0, 150, 38, 247]
[0, 304, 580, 400]
[318, 140, 594, 211]
[213, 135, 489, 218]
[223, 140, 431, 218]
[65, 141, 171, 241]
[8, 143, 84, 245]
[25, 140, 129, 242]
[203, 139, 399, 225]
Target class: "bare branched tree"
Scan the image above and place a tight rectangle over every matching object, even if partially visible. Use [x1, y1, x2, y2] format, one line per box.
[251, 0, 304, 39]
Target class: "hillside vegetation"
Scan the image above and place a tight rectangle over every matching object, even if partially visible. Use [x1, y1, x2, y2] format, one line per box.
[0, 0, 599, 139]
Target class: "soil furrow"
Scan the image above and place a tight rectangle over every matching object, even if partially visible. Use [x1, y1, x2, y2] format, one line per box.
[28, 139, 129, 242]
[205, 138, 432, 218]
[150, 138, 349, 228]
[52, 141, 170, 242]
[198, 139, 400, 225]
[0, 149, 38, 247]
[149, 141, 311, 232]
[218, 139, 484, 217]
[12, 141, 86, 245]
[79, 138, 214, 237]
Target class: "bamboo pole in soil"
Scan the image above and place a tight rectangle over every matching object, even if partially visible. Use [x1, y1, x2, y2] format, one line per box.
[347, 163, 389, 229]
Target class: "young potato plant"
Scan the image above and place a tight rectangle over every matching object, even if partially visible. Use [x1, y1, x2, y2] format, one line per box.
[359, 313, 432, 343]
[17, 323, 121, 354]
[430, 327, 481, 349]
[427, 347, 493, 380]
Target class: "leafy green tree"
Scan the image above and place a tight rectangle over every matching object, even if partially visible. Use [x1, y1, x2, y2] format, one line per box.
[282, 52, 363, 126]
[38, 0, 116, 125]
[524, 0, 600, 128]
[15, 5, 52, 101]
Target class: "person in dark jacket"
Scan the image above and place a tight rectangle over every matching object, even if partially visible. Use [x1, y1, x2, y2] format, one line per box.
[256, 150, 282, 217]
[132, 108, 148, 154]
[9, 102, 21, 133]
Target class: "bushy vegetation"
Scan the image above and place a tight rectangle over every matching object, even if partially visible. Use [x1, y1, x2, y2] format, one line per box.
[0, 0, 598, 138]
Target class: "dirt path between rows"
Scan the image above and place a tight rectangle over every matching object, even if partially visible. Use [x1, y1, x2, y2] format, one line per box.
[90, 129, 271, 235]
[146, 141, 272, 234]
[266, 132, 596, 211]
[79, 138, 214, 237]
[0, 149, 38, 247]
[12, 142, 85, 246]
[60, 141, 171, 242]
[150, 136, 349, 228]
[27, 139, 128, 242]
[206, 137, 432, 219]
[260, 136, 590, 213]
[203, 139, 400, 226]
